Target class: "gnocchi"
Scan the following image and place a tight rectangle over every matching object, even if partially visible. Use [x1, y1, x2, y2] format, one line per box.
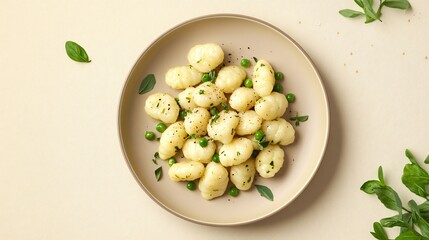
[207, 110, 240, 144]
[229, 87, 259, 112]
[252, 60, 275, 97]
[261, 118, 295, 146]
[187, 43, 224, 73]
[218, 137, 253, 167]
[198, 162, 229, 200]
[255, 145, 285, 178]
[142, 43, 300, 200]
[165, 65, 202, 89]
[230, 159, 256, 190]
[192, 82, 227, 108]
[215, 65, 246, 93]
[182, 138, 216, 164]
[144, 92, 180, 123]
[184, 107, 211, 136]
[235, 110, 262, 136]
[158, 121, 188, 160]
[168, 161, 205, 181]
[254, 92, 288, 120]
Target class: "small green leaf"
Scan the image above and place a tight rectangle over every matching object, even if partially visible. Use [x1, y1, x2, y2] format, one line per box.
[374, 185, 403, 213]
[65, 41, 91, 63]
[371, 222, 389, 240]
[406, 149, 418, 164]
[361, 180, 383, 194]
[380, 214, 410, 228]
[383, 0, 411, 10]
[155, 166, 162, 181]
[255, 184, 273, 201]
[139, 74, 156, 95]
[378, 166, 385, 184]
[409, 200, 429, 238]
[396, 229, 429, 240]
[339, 9, 365, 18]
[402, 163, 429, 198]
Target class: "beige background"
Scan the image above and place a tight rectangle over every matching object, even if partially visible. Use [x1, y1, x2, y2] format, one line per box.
[1, 0, 428, 239]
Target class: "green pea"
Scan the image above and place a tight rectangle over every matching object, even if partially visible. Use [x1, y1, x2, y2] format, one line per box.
[275, 72, 284, 80]
[286, 93, 296, 103]
[255, 130, 264, 141]
[179, 109, 187, 119]
[244, 78, 253, 88]
[240, 58, 251, 68]
[156, 122, 167, 133]
[212, 153, 220, 163]
[273, 83, 283, 93]
[210, 108, 218, 116]
[199, 138, 208, 147]
[145, 131, 155, 140]
[187, 181, 196, 190]
[202, 73, 211, 82]
[229, 186, 239, 197]
[167, 158, 176, 167]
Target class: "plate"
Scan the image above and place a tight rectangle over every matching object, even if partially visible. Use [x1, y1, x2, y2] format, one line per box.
[118, 14, 329, 226]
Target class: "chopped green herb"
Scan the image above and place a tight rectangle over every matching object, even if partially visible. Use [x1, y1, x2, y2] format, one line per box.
[289, 114, 309, 126]
[138, 74, 156, 95]
[252, 56, 258, 63]
[155, 167, 162, 181]
[199, 90, 205, 94]
[221, 102, 229, 112]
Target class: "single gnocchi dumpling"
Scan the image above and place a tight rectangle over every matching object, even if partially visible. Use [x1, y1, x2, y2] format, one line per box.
[184, 107, 211, 136]
[168, 161, 205, 181]
[255, 145, 285, 178]
[215, 65, 246, 93]
[177, 87, 198, 111]
[261, 118, 295, 146]
[254, 92, 288, 120]
[187, 43, 224, 73]
[229, 87, 259, 112]
[218, 137, 253, 167]
[252, 60, 275, 97]
[198, 162, 229, 200]
[235, 110, 262, 136]
[165, 65, 202, 90]
[144, 93, 180, 123]
[158, 121, 188, 160]
[230, 158, 256, 190]
[192, 82, 227, 108]
[207, 110, 240, 144]
[182, 138, 216, 164]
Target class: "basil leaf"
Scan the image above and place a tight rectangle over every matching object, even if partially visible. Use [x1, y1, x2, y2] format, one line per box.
[402, 163, 429, 198]
[380, 214, 410, 228]
[361, 180, 383, 194]
[374, 185, 403, 213]
[419, 202, 429, 222]
[339, 9, 365, 18]
[409, 200, 429, 238]
[406, 149, 419, 165]
[255, 184, 273, 201]
[383, 0, 410, 10]
[139, 74, 156, 95]
[396, 229, 429, 240]
[370, 222, 389, 240]
[155, 166, 162, 181]
[65, 41, 91, 63]
[378, 166, 386, 184]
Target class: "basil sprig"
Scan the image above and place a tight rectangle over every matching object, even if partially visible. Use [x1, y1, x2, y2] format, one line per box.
[340, 0, 411, 24]
[139, 74, 156, 95]
[362, 149, 429, 239]
[65, 41, 91, 63]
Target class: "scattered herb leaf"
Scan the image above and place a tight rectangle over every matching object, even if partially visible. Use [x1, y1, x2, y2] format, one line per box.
[289, 114, 309, 126]
[340, 0, 411, 23]
[255, 184, 274, 201]
[252, 56, 258, 63]
[139, 74, 156, 94]
[155, 166, 162, 181]
[65, 41, 91, 63]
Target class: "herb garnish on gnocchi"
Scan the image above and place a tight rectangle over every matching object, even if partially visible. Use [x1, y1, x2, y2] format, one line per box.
[142, 43, 302, 201]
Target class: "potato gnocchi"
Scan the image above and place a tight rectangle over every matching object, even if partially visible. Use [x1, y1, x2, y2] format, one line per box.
[143, 43, 299, 200]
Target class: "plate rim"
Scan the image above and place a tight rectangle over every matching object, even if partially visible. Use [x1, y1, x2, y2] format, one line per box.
[118, 13, 330, 226]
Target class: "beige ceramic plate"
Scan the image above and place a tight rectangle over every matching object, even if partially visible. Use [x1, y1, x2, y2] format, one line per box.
[119, 14, 329, 226]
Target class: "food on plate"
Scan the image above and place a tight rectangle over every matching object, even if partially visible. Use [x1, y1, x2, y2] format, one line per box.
[143, 43, 297, 200]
